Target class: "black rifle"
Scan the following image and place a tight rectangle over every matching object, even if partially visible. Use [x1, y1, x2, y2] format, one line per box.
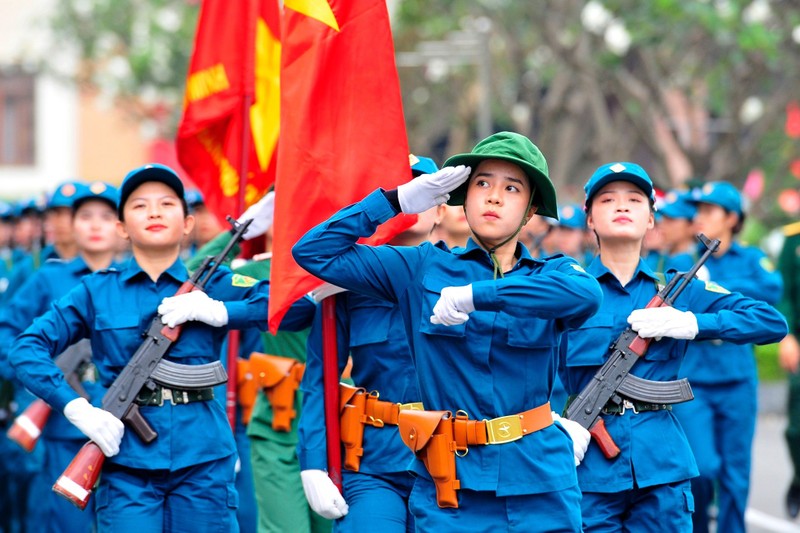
[564, 234, 720, 459]
[53, 216, 252, 510]
[7, 340, 92, 452]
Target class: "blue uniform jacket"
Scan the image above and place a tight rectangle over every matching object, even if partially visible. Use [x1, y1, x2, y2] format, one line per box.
[292, 189, 603, 496]
[298, 290, 420, 475]
[0, 256, 113, 439]
[680, 242, 783, 384]
[9, 256, 315, 471]
[560, 256, 787, 492]
[0, 244, 58, 306]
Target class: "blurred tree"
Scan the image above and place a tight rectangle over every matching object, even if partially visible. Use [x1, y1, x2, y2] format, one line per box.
[46, 0, 800, 225]
[393, 0, 800, 224]
[47, 0, 199, 135]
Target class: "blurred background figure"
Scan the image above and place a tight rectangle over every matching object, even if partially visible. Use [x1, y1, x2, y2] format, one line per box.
[519, 213, 551, 257]
[432, 204, 471, 249]
[675, 181, 783, 533]
[659, 190, 697, 257]
[777, 217, 800, 519]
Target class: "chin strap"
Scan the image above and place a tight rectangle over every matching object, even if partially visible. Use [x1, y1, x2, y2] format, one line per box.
[468, 187, 537, 280]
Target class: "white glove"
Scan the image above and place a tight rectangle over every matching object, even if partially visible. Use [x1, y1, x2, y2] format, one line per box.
[63, 397, 124, 457]
[552, 412, 590, 466]
[430, 284, 475, 326]
[627, 306, 698, 341]
[158, 290, 228, 328]
[300, 469, 349, 519]
[397, 165, 471, 214]
[308, 282, 349, 304]
[237, 191, 275, 240]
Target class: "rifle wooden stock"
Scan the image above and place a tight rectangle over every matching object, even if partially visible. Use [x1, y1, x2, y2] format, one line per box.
[6, 400, 51, 452]
[52, 441, 105, 510]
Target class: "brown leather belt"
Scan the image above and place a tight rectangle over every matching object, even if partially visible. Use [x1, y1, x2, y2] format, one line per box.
[363, 393, 423, 427]
[453, 402, 553, 447]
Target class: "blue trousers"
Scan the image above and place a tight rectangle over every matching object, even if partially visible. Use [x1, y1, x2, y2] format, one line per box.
[27, 438, 95, 533]
[233, 422, 257, 533]
[581, 480, 694, 532]
[336, 470, 415, 533]
[408, 476, 582, 532]
[95, 453, 238, 532]
[673, 379, 756, 533]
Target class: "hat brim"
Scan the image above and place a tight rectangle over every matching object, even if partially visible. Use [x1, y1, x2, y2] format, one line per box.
[118, 167, 185, 211]
[442, 153, 558, 219]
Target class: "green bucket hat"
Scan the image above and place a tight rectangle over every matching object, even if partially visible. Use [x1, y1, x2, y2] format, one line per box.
[443, 131, 558, 219]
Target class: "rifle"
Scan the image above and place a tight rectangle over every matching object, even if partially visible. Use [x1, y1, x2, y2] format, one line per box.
[7, 339, 92, 452]
[564, 233, 720, 459]
[53, 216, 252, 510]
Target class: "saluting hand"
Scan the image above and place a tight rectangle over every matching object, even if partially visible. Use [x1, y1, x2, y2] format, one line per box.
[430, 285, 475, 326]
[397, 165, 471, 214]
[237, 191, 275, 240]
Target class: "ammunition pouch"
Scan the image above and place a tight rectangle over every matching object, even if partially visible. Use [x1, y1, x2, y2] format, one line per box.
[246, 353, 305, 431]
[338, 383, 424, 472]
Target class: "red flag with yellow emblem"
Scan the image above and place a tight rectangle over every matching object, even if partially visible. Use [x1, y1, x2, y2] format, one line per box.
[268, 0, 412, 333]
[176, 0, 280, 221]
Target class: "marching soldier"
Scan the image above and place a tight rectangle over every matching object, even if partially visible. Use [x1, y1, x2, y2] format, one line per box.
[674, 181, 783, 533]
[8, 164, 314, 531]
[562, 165, 786, 532]
[293, 132, 601, 530]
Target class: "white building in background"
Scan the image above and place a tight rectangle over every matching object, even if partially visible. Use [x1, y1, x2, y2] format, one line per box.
[0, 0, 147, 201]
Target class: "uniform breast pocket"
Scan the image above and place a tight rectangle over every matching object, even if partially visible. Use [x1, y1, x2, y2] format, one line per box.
[349, 300, 394, 347]
[94, 313, 142, 367]
[564, 314, 615, 368]
[418, 275, 466, 338]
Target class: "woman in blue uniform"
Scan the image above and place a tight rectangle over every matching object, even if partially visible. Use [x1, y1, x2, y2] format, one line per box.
[0, 182, 120, 532]
[561, 163, 787, 532]
[675, 181, 783, 533]
[293, 132, 602, 531]
[9, 164, 314, 532]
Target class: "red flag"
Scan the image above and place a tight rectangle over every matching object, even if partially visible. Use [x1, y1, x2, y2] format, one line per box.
[269, 0, 412, 333]
[176, 0, 281, 222]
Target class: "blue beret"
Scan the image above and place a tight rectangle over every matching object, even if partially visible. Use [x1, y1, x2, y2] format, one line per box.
[556, 203, 586, 229]
[118, 163, 185, 213]
[690, 181, 742, 216]
[584, 162, 656, 209]
[74, 182, 119, 211]
[659, 190, 696, 220]
[48, 181, 86, 210]
[409, 154, 439, 177]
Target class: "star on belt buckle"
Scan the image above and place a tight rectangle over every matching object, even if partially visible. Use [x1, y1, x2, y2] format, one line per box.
[486, 414, 523, 444]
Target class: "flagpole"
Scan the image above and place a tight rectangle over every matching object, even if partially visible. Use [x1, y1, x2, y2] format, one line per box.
[322, 294, 342, 491]
[226, 0, 259, 431]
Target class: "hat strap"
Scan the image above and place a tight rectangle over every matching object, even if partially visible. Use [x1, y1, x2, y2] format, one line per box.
[469, 186, 537, 280]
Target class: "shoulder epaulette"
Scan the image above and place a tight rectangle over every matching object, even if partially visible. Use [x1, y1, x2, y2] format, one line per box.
[784, 221, 800, 237]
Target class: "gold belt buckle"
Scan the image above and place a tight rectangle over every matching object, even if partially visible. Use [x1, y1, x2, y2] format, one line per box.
[486, 414, 523, 444]
[398, 402, 424, 411]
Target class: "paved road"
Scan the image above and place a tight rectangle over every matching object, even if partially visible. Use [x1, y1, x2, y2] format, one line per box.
[743, 383, 800, 532]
